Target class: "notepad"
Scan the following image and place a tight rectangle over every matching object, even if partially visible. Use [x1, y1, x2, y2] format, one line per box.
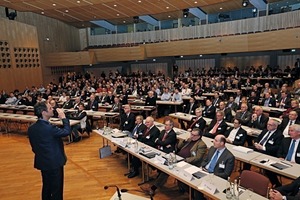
[232, 146, 254, 154]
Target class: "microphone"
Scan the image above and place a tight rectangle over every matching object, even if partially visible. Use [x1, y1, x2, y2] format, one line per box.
[120, 188, 153, 200]
[104, 185, 121, 200]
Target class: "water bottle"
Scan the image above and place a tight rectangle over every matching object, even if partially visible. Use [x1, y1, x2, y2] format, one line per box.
[103, 126, 107, 135]
[172, 151, 177, 167]
[168, 153, 174, 170]
[226, 177, 232, 199]
[232, 179, 239, 200]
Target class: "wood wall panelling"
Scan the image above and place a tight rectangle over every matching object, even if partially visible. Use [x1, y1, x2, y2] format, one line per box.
[43, 52, 91, 66]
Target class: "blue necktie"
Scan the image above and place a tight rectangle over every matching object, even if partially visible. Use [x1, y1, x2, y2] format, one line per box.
[259, 131, 271, 146]
[208, 150, 219, 173]
[132, 125, 138, 135]
[286, 140, 296, 161]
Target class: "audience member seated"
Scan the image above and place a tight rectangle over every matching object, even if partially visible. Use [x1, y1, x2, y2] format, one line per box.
[68, 103, 88, 142]
[105, 91, 114, 105]
[262, 92, 276, 107]
[132, 115, 147, 138]
[62, 95, 74, 109]
[204, 110, 228, 138]
[5, 92, 17, 105]
[224, 118, 247, 146]
[212, 92, 221, 108]
[187, 108, 206, 132]
[119, 104, 135, 132]
[269, 176, 300, 200]
[218, 101, 233, 122]
[279, 111, 300, 137]
[85, 94, 98, 111]
[235, 103, 252, 127]
[202, 99, 216, 119]
[276, 91, 291, 109]
[226, 96, 238, 112]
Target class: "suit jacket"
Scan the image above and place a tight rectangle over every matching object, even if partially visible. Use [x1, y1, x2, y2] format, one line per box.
[119, 112, 135, 132]
[251, 113, 269, 130]
[224, 127, 247, 146]
[278, 118, 300, 132]
[254, 129, 283, 156]
[221, 107, 233, 122]
[86, 100, 99, 111]
[189, 116, 206, 131]
[277, 97, 291, 109]
[276, 176, 300, 200]
[155, 129, 177, 153]
[145, 96, 156, 106]
[111, 102, 122, 113]
[212, 98, 221, 108]
[204, 119, 228, 138]
[248, 96, 259, 106]
[177, 138, 207, 167]
[201, 147, 235, 179]
[139, 125, 160, 148]
[226, 101, 238, 112]
[105, 95, 115, 105]
[235, 111, 252, 127]
[203, 105, 216, 119]
[28, 118, 71, 171]
[132, 123, 147, 137]
[277, 137, 300, 164]
[184, 103, 198, 115]
[261, 97, 276, 107]
[62, 100, 74, 109]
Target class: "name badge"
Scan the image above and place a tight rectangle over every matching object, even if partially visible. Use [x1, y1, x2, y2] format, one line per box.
[192, 151, 196, 157]
[196, 124, 199, 127]
[219, 163, 225, 169]
[269, 104, 272, 106]
[239, 134, 243, 137]
[218, 127, 221, 130]
[297, 153, 300, 157]
[146, 135, 150, 139]
[268, 140, 274, 145]
[236, 136, 240, 140]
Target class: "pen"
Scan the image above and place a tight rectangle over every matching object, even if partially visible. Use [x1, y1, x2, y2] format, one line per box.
[280, 160, 293, 167]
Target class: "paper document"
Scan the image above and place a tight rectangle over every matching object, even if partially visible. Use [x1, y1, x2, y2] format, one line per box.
[232, 146, 254, 153]
[184, 165, 200, 174]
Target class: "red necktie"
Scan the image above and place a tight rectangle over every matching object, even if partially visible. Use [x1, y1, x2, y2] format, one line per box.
[143, 128, 150, 137]
[211, 122, 219, 134]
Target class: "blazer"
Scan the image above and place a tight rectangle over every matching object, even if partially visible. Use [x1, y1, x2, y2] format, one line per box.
[276, 176, 300, 200]
[251, 113, 269, 130]
[277, 97, 291, 109]
[248, 96, 259, 106]
[189, 117, 206, 131]
[111, 102, 122, 113]
[177, 138, 207, 167]
[28, 118, 71, 171]
[201, 147, 235, 180]
[261, 97, 276, 107]
[155, 129, 177, 153]
[278, 118, 300, 132]
[204, 119, 228, 139]
[254, 129, 283, 156]
[132, 123, 147, 137]
[139, 125, 160, 148]
[221, 107, 233, 122]
[62, 100, 74, 109]
[86, 100, 99, 111]
[119, 112, 135, 132]
[68, 110, 89, 130]
[277, 137, 300, 164]
[145, 96, 156, 106]
[235, 111, 252, 127]
[105, 95, 115, 105]
[212, 98, 221, 108]
[184, 103, 198, 115]
[203, 105, 216, 119]
[226, 101, 238, 112]
[224, 127, 247, 146]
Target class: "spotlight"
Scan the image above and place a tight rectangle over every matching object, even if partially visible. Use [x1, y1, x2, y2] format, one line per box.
[242, 0, 249, 7]
[183, 9, 189, 18]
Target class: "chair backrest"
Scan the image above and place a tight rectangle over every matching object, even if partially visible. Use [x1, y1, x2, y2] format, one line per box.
[239, 170, 270, 197]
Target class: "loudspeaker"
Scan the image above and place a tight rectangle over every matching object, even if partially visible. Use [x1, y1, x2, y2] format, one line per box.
[5, 7, 17, 20]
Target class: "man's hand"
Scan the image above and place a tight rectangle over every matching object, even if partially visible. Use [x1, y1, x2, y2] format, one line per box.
[269, 189, 283, 200]
[56, 108, 66, 119]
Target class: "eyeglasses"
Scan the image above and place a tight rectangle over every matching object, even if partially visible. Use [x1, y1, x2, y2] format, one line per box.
[191, 133, 199, 137]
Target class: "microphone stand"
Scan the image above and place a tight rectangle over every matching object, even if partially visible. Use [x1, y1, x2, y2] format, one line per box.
[120, 188, 153, 200]
[104, 185, 122, 200]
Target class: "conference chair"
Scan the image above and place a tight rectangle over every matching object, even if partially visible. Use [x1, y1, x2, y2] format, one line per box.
[239, 170, 270, 197]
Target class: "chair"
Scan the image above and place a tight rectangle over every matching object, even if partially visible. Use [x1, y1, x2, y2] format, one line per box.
[239, 170, 270, 197]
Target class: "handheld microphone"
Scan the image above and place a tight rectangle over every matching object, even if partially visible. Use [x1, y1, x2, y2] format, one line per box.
[104, 185, 121, 200]
[121, 188, 153, 200]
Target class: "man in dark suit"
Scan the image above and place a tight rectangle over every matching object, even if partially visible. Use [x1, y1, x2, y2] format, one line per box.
[155, 119, 177, 153]
[276, 91, 291, 109]
[104, 91, 115, 105]
[132, 115, 147, 138]
[204, 110, 228, 138]
[180, 97, 198, 129]
[28, 102, 71, 200]
[251, 106, 269, 129]
[278, 111, 300, 138]
[62, 95, 74, 109]
[68, 103, 89, 142]
[224, 118, 247, 146]
[195, 135, 235, 199]
[262, 92, 276, 107]
[226, 96, 238, 112]
[235, 103, 252, 127]
[110, 96, 122, 113]
[212, 92, 221, 108]
[269, 176, 300, 200]
[128, 116, 160, 178]
[187, 108, 206, 132]
[85, 93, 98, 111]
[203, 99, 216, 119]
[145, 91, 156, 106]
[219, 101, 233, 122]
[119, 104, 135, 132]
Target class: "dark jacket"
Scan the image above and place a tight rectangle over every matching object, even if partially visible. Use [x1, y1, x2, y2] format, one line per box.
[277, 137, 300, 164]
[254, 129, 283, 156]
[224, 127, 247, 146]
[155, 129, 177, 153]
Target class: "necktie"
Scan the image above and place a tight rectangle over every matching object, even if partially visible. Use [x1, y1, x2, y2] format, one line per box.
[259, 131, 271, 145]
[189, 118, 199, 129]
[158, 131, 168, 149]
[290, 120, 293, 126]
[143, 128, 150, 137]
[240, 112, 245, 119]
[211, 122, 219, 134]
[208, 150, 219, 173]
[286, 140, 296, 161]
[189, 104, 193, 114]
[132, 125, 139, 135]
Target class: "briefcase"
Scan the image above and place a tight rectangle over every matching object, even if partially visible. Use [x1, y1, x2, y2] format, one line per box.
[99, 145, 112, 159]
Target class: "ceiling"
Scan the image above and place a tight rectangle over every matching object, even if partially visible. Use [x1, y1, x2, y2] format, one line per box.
[0, 0, 283, 28]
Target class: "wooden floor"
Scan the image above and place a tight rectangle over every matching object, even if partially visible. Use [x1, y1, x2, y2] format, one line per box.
[0, 117, 293, 200]
[0, 123, 190, 200]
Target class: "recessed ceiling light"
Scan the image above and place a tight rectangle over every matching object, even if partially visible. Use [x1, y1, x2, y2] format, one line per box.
[194, 1, 198, 3]
[220, 7, 223, 10]
[138, 0, 141, 3]
[123, 21, 126, 23]
[168, 15, 171, 18]
[199, 54, 203, 57]
[114, 4, 117, 7]
[166, 6, 169, 9]
[41, 11, 44, 14]
[65, 10, 69, 13]
[116, 13, 119, 16]
[180, 55, 183, 58]
[52, 3, 56, 6]
[77, 0, 80, 3]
